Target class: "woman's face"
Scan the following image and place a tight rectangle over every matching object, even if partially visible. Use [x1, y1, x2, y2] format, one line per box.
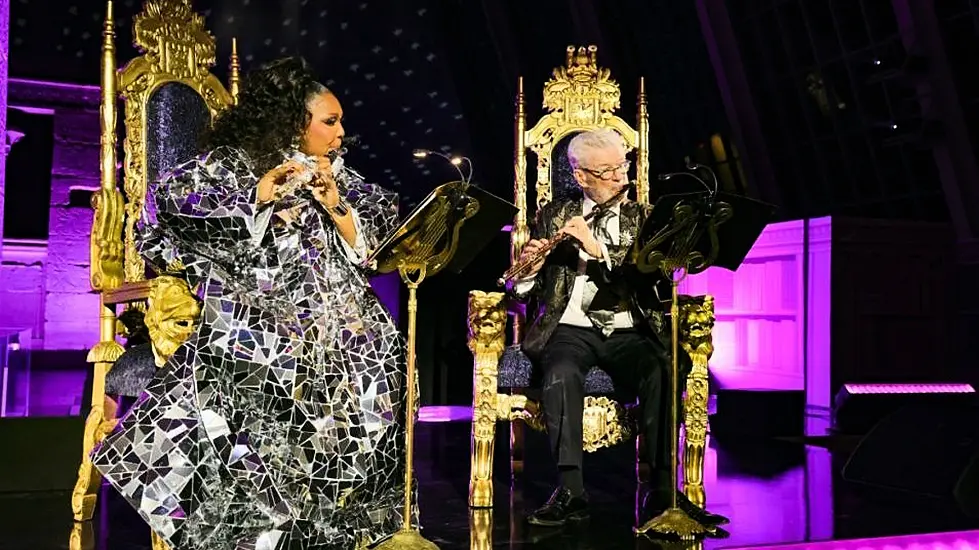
[300, 91, 344, 157]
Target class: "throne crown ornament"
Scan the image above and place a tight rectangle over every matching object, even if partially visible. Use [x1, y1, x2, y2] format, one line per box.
[133, 0, 217, 78]
[542, 46, 622, 124]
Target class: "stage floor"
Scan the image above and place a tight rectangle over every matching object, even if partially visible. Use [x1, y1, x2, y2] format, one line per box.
[1, 419, 976, 549]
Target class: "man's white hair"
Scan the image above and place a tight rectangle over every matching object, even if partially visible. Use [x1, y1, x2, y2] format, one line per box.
[567, 129, 627, 170]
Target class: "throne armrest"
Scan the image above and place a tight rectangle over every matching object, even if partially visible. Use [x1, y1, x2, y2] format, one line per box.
[102, 280, 153, 305]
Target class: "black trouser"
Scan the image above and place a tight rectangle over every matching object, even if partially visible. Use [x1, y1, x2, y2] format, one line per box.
[540, 324, 673, 485]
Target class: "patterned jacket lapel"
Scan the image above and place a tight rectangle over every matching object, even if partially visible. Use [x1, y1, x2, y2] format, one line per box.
[559, 200, 582, 292]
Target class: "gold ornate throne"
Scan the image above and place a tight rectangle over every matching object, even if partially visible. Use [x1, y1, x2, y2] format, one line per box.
[466, 46, 715, 510]
[71, 0, 237, 527]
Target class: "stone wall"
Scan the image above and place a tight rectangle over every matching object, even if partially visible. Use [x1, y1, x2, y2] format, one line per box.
[3, 78, 101, 349]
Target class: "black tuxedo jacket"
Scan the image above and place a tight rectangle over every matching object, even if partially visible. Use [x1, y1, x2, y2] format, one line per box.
[511, 196, 668, 361]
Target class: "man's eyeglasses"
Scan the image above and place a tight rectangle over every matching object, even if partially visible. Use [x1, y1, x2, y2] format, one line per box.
[580, 160, 631, 180]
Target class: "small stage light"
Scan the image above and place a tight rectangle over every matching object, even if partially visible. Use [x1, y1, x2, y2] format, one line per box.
[833, 383, 975, 434]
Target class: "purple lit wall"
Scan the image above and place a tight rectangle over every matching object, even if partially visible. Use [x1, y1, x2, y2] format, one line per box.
[1, 0, 10, 272]
[679, 217, 832, 412]
[2, 78, 101, 350]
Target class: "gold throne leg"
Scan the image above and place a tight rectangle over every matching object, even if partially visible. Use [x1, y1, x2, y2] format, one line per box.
[71, 392, 119, 521]
[682, 373, 708, 508]
[72, 300, 124, 521]
[71, 406, 104, 521]
[680, 296, 715, 509]
[467, 291, 507, 508]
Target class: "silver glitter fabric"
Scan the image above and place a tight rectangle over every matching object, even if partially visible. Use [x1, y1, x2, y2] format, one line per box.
[91, 147, 417, 550]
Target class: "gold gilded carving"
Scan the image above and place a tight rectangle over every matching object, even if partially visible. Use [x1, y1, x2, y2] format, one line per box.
[229, 38, 240, 104]
[467, 291, 507, 508]
[121, 73, 152, 283]
[468, 291, 507, 351]
[70, 381, 118, 521]
[529, 140, 554, 209]
[495, 393, 545, 432]
[512, 78, 529, 268]
[133, 0, 216, 80]
[144, 275, 201, 367]
[85, 340, 125, 366]
[74, 296, 123, 521]
[679, 295, 715, 509]
[470, 509, 494, 550]
[91, 0, 124, 292]
[493, 391, 628, 452]
[90, 181, 125, 294]
[636, 78, 649, 205]
[543, 45, 621, 123]
[582, 396, 632, 452]
[69, 522, 93, 550]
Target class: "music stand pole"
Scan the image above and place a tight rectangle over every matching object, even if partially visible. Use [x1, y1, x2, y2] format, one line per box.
[372, 180, 517, 550]
[635, 262, 710, 541]
[633, 181, 775, 541]
[376, 263, 438, 550]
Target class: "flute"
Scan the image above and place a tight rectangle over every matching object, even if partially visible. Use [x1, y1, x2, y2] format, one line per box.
[496, 182, 634, 287]
[273, 147, 348, 202]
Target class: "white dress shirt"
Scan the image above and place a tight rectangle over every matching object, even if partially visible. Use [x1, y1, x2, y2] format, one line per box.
[515, 196, 636, 330]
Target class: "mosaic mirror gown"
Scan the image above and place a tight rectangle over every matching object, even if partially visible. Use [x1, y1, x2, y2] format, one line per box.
[91, 147, 416, 549]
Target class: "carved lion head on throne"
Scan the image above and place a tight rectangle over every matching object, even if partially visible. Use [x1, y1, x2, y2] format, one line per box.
[678, 295, 715, 357]
[467, 291, 506, 352]
[145, 275, 202, 366]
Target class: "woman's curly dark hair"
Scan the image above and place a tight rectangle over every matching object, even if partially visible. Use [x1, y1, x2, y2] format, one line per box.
[199, 56, 328, 176]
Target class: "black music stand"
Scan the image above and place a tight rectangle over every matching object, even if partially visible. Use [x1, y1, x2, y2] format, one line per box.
[633, 190, 775, 540]
[369, 180, 516, 550]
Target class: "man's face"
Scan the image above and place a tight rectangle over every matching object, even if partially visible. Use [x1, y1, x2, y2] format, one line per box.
[574, 145, 630, 200]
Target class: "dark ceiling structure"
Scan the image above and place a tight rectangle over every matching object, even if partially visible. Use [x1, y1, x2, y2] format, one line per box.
[7, 0, 730, 213]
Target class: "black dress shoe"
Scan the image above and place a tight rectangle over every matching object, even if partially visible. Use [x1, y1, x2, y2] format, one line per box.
[676, 492, 729, 526]
[527, 486, 590, 527]
[643, 489, 729, 527]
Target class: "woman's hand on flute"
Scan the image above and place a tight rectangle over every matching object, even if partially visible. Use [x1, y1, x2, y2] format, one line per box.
[257, 160, 305, 203]
[308, 157, 343, 210]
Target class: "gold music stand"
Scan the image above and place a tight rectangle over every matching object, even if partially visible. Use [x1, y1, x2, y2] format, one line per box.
[632, 187, 773, 540]
[370, 181, 516, 549]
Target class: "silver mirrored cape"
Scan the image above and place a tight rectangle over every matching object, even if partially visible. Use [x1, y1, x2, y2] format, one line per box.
[91, 147, 417, 549]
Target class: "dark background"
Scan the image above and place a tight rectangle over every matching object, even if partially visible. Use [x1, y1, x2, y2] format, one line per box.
[6, 0, 979, 404]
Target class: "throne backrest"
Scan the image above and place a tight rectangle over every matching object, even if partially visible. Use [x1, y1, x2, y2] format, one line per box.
[511, 45, 651, 262]
[90, 0, 236, 295]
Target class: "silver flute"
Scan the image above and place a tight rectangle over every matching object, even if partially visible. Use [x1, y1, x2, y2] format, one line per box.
[274, 147, 347, 201]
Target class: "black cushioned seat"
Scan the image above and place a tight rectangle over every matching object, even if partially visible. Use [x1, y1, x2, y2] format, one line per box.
[104, 343, 157, 398]
[498, 344, 616, 395]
